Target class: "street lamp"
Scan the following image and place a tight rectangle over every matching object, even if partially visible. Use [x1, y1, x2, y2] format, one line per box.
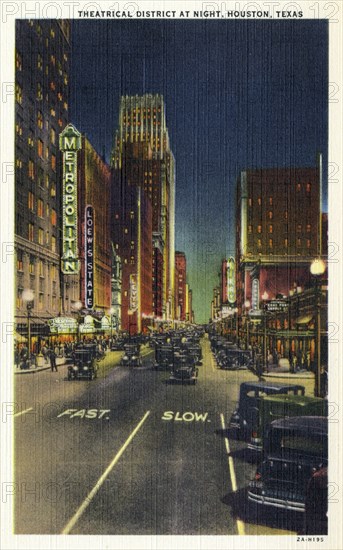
[74, 300, 83, 342]
[310, 258, 326, 397]
[244, 300, 251, 350]
[110, 307, 115, 341]
[22, 289, 34, 360]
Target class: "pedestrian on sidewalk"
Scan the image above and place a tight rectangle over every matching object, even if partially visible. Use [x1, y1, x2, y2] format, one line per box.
[41, 344, 49, 364]
[49, 348, 58, 372]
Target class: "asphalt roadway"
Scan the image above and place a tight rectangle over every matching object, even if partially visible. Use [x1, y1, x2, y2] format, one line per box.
[14, 337, 314, 535]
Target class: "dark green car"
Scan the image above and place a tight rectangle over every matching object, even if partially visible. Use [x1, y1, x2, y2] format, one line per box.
[248, 394, 328, 452]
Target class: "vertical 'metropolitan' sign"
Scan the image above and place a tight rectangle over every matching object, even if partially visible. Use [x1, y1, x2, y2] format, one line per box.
[59, 124, 82, 274]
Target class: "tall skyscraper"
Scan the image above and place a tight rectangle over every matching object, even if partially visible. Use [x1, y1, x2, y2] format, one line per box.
[111, 94, 175, 323]
[15, 20, 70, 348]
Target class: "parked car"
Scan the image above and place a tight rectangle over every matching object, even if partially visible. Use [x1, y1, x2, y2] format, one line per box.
[67, 347, 98, 380]
[218, 349, 252, 370]
[120, 344, 142, 367]
[248, 416, 328, 514]
[169, 353, 198, 384]
[229, 381, 305, 438]
[248, 394, 328, 453]
[303, 466, 328, 535]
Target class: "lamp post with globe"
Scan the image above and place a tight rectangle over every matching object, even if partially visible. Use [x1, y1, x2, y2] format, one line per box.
[22, 289, 34, 361]
[310, 258, 326, 397]
[74, 300, 83, 343]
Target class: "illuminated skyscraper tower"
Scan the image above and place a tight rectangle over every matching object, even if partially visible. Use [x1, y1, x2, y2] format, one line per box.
[112, 94, 175, 323]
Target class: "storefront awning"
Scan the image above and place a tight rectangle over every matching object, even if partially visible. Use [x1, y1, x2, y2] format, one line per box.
[295, 315, 314, 325]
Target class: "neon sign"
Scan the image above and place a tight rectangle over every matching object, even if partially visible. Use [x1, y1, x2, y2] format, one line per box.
[85, 205, 94, 309]
[59, 124, 81, 274]
[227, 257, 236, 304]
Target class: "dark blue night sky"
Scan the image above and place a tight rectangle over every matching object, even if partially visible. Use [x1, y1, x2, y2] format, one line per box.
[70, 20, 328, 323]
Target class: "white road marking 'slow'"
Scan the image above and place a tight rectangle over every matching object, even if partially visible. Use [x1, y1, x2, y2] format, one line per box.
[220, 413, 246, 536]
[61, 409, 151, 534]
[14, 407, 33, 418]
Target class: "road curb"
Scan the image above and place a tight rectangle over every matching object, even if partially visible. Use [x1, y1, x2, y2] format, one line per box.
[15, 363, 67, 374]
[263, 371, 315, 380]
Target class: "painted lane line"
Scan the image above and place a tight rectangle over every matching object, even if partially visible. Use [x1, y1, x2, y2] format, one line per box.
[61, 409, 151, 535]
[14, 407, 33, 418]
[220, 413, 246, 536]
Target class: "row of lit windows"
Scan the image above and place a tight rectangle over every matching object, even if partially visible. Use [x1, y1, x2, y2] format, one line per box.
[248, 223, 312, 234]
[28, 223, 56, 251]
[255, 238, 311, 249]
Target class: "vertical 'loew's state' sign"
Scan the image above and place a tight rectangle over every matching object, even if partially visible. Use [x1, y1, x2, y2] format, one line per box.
[59, 124, 82, 274]
[85, 205, 94, 309]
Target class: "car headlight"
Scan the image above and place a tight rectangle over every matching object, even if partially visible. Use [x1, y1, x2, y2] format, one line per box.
[123, 355, 128, 360]
[84, 366, 89, 370]
[73, 366, 78, 371]
[132, 356, 137, 360]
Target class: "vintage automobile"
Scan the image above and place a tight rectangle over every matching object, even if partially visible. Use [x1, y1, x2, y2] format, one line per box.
[120, 343, 142, 367]
[229, 381, 305, 438]
[248, 394, 328, 453]
[154, 345, 174, 370]
[110, 337, 126, 351]
[218, 348, 252, 370]
[169, 353, 198, 384]
[248, 416, 328, 514]
[67, 346, 99, 380]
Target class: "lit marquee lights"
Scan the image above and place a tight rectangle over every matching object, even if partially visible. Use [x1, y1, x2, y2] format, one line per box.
[227, 257, 236, 304]
[59, 124, 81, 274]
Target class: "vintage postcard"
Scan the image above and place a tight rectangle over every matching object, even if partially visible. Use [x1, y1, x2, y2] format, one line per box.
[1, 1, 342, 549]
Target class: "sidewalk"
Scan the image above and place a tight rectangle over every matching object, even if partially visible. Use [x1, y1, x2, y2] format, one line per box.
[15, 357, 67, 374]
[263, 368, 315, 380]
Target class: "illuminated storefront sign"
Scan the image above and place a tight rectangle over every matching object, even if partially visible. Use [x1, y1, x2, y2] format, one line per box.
[252, 278, 260, 310]
[85, 205, 94, 309]
[59, 124, 81, 274]
[129, 274, 138, 312]
[227, 257, 236, 304]
[48, 317, 78, 334]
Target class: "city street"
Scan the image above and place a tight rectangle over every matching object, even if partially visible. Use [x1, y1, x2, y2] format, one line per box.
[14, 337, 304, 535]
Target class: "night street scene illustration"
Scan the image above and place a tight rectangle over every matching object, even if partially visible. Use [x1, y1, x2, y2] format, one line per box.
[13, 19, 329, 536]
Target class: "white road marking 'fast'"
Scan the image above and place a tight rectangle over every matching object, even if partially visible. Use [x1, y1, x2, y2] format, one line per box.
[220, 413, 246, 536]
[61, 409, 151, 534]
[14, 407, 33, 417]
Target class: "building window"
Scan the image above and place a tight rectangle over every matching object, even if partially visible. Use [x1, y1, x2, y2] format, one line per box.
[51, 154, 56, 171]
[38, 293, 44, 310]
[17, 251, 23, 271]
[29, 256, 35, 274]
[51, 209, 57, 226]
[306, 224, 311, 233]
[297, 183, 301, 191]
[248, 225, 252, 234]
[37, 82, 43, 101]
[307, 239, 311, 248]
[16, 51, 22, 70]
[269, 197, 273, 205]
[17, 288, 23, 309]
[269, 238, 273, 248]
[38, 260, 44, 277]
[45, 231, 49, 245]
[37, 199, 43, 218]
[284, 238, 288, 248]
[257, 197, 261, 206]
[268, 211, 273, 220]
[28, 223, 34, 242]
[257, 225, 262, 233]
[50, 128, 56, 145]
[248, 198, 252, 207]
[28, 191, 34, 211]
[306, 183, 311, 193]
[51, 236, 56, 252]
[37, 54, 43, 70]
[269, 225, 273, 233]
[37, 139, 43, 158]
[257, 239, 262, 248]
[124, 228, 128, 234]
[284, 211, 288, 220]
[38, 228, 44, 245]
[15, 84, 23, 104]
[297, 238, 301, 247]
[37, 111, 43, 129]
[297, 224, 302, 232]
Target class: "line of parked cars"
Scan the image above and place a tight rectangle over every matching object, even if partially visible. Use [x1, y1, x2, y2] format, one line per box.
[228, 379, 328, 534]
[210, 335, 253, 370]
